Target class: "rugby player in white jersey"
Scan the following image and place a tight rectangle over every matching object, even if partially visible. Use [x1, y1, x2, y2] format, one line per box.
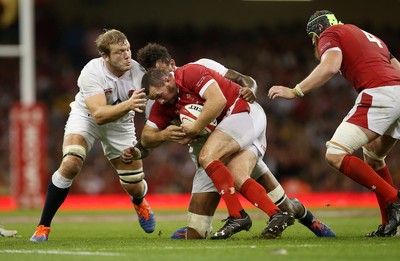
[30, 29, 155, 242]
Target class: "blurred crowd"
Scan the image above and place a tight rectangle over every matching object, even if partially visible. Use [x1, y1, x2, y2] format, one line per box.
[1, 5, 400, 195]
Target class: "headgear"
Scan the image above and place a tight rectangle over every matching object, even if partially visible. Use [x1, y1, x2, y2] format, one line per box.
[306, 10, 342, 37]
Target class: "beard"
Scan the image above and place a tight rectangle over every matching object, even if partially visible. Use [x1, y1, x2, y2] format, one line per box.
[313, 43, 321, 61]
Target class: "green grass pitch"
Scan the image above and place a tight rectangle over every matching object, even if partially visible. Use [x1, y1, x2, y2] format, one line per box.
[1, 208, 400, 261]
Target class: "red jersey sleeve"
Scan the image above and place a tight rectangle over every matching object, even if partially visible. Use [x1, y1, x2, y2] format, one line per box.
[147, 101, 177, 130]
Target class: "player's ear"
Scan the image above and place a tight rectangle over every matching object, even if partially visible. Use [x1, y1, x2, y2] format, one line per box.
[101, 52, 109, 61]
[165, 72, 173, 83]
[170, 59, 176, 69]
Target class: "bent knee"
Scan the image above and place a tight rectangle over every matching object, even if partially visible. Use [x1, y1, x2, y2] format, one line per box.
[198, 152, 214, 168]
[60, 156, 84, 178]
[325, 152, 345, 169]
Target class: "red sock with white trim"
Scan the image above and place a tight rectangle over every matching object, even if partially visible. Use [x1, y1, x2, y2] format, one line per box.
[240, 178, 279, 217]
[205, 160, 243, 218]
[375, 166, 394, 224]
[340, 155, 398, 204]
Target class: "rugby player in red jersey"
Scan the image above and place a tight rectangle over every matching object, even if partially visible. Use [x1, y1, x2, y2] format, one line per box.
[269, 10, 400, 237]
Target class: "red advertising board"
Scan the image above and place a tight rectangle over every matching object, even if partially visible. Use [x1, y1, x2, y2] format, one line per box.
[10, 103, 47, 208]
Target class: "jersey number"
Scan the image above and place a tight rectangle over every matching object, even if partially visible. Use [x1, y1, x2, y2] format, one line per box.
[362, 30, 383, 48]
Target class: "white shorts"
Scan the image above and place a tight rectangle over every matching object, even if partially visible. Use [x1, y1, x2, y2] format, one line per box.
[216, 102, 267, 157]
[345, 86, 400, 139]
[191, 102, 268, 193]
[64, 110, 137, 160]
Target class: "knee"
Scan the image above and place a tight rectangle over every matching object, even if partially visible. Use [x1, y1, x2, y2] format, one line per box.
[325, 153, 336, 168]
[325, 152, 344, 169]
[59, 156, 83, 179]
[60, 145, 86, 179]
[325, 140, 351, 169]
[198, 150, 213, 168]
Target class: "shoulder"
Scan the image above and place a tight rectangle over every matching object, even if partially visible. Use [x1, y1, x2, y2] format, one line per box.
[129, 59, 146, 83]
[78, 58, 105, 84]
[181, 63, 206, 73]
[81, 58, 104, 75]
[322, 24, 359, 38]
[192, 58, 227, 75]
[131, 59, 146, 74]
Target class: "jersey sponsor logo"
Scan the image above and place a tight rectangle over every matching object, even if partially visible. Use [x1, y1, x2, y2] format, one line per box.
[187, 104, 202, 112]
[196, 75, 206, 88]
[320, 41, 332, 53]
[104, 88, 112, 95]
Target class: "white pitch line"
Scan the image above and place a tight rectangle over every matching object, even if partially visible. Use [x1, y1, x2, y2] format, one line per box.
[0, 249, 123, 256]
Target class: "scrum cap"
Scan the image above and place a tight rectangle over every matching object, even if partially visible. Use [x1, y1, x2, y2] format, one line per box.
[306, 10, 342, 37]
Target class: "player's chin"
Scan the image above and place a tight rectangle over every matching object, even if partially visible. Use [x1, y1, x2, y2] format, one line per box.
[122, 63, 132, 70]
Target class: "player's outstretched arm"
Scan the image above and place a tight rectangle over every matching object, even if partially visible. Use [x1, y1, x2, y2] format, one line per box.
[225, 69, 257, 103]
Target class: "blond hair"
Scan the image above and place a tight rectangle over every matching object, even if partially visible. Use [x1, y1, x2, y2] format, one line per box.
[95, 29, 128, 56]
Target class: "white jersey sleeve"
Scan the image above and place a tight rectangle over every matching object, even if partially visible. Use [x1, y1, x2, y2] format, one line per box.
[192, 58, 228, 76]
[77, 58, 107, 99]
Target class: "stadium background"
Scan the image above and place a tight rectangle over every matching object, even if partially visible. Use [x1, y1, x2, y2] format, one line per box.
[1, 0, 400, 200]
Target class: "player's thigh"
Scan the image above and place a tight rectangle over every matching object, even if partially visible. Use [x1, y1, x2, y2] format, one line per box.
[63, 134, 89, 149]
[200, 129, 241, 164]
[227, 149, 257, 188]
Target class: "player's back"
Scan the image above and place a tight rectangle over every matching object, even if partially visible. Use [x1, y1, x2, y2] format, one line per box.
[320, 24, 400, 91]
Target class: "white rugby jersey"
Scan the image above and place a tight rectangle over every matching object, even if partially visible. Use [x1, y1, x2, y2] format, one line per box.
[70, 57, 145, 122]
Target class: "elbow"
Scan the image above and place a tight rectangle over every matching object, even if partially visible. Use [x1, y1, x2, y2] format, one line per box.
[141, 137, 150, 148]
[91, 114, 107, 125]
[329, 67, 339, 77]
[140, 132, 154, 148]
[220, 98, 227, 111]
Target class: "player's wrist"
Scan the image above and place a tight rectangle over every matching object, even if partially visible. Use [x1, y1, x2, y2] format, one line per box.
[291, 84, 304, 97]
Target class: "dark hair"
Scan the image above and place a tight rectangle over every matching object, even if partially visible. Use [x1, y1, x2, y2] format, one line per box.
[137, 43, 172, 70]
[306, 10, 341, 37]
[141, 69, 168, 96]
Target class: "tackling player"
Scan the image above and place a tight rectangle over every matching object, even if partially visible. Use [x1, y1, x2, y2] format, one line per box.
[30, 29, 155, 242]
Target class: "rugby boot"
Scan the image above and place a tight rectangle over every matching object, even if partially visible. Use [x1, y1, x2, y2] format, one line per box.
[210, 213, 252, 239]
[383, 201, 400, 235]
[261, 211, 295, 239]
[366, 224, 397, 237]
[30, 225, 50, 242]
[171, 227, 187, 239]
[134, 198, 156, 233]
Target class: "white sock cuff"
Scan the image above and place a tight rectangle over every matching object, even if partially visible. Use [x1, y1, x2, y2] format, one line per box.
[52, 171, 73, 189]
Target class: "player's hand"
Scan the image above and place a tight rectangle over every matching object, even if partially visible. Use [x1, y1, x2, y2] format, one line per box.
[121, 146, 139, 164]
[129, 88, 147, 113]
[181, 122, 202, 138]
[176, 136, 195, 145]
[240, 87, 256, 103]
[268, 85, 296, 100]
[163, 125, 187, 142]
